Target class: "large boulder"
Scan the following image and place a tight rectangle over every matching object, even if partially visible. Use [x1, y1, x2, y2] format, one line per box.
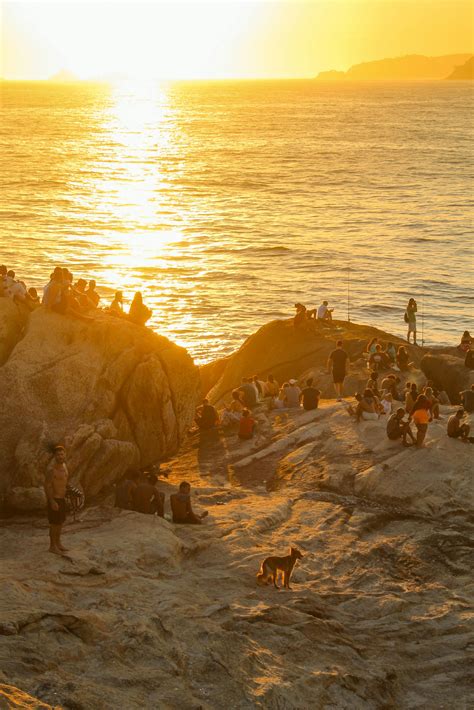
[420, 353, 473, 403]
[0, 298, 26, 365]
[206, 318, 422, 404]
[0, 304, 200, 509]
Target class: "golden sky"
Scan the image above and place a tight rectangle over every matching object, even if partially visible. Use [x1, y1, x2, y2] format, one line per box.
[2, 0, 473, 80]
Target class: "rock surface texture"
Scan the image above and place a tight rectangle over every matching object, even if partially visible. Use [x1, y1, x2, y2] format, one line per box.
[421, 352, 474, 404]
[1, 403, 472, 709]
[0, 302, 200, 508]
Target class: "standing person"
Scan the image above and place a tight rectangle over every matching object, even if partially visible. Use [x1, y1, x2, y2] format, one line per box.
[405, 382, 418, 414]
[405, 298, 418, 345]
[410, 394, 430, 447]
[44, 445, 69, 555]
[300, 378, 321, 411]
[317, 300, 333, 321]
[284, 379, 301, 408]
[327, 340, 349, 401]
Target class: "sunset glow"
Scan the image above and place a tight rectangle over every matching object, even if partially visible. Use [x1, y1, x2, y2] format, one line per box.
[2, 0, 473, 80]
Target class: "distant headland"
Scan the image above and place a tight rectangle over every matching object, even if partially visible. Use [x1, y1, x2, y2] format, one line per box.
[316, 53, 473, 81]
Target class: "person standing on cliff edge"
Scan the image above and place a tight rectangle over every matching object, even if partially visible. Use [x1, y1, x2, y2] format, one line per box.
[405, 298, 417, 345]
[44, 445, 69, 555]
[327, 340, 349, 401]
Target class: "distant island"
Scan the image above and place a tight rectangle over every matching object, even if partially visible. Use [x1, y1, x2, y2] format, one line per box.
[446, 56, 474, 80]
[316, 54, 473, 81]
[48, 69, 78, 82]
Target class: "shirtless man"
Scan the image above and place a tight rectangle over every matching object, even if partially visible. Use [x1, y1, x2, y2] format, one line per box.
[44, 445, 69, 554]
[170, 482, 208, 524]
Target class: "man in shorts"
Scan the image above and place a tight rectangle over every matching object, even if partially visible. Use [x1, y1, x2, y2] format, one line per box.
[327, 340, 349, 400]
[44, 445, 69, 555]
[386, 408, 416, 446]
[447, 409, 471, 441]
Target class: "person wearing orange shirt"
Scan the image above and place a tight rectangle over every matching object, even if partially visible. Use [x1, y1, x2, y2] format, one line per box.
[410, 394, 431, 447]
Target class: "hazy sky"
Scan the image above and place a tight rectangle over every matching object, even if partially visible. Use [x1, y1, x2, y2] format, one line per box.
[2, 0, 473, 79]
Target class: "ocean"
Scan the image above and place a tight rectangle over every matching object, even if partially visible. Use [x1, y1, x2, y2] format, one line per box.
[1, 79, 472, 362]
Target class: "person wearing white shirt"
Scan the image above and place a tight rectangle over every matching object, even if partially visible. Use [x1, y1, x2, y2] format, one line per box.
[317, 300, 333, 320]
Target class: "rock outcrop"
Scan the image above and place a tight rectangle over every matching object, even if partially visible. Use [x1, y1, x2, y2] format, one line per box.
[1, 402, 472, 709]
[446, 56, 474, 80]
[420, 352, 473, 403]
[205, 318, 422, 404]
[0, 302, 200, 509]
[316, 53, 472, 81]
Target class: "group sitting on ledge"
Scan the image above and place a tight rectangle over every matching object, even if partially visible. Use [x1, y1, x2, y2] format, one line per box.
[0, 263, 152, 326]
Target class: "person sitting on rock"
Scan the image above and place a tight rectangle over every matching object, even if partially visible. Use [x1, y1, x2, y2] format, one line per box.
[170, 481, 208, 524]
[129, 291, 152, 326]
[85, 279, 100, 308]
[447, 409, 472, 441]
[347, 393, 363, 419]
[273, 383, 288, 409]
[195, 398, 219, 431]
[221, 390, 244, 427]
[115, 469, 140, 510]
[0, 264, 7, 296]
[294, 302, 316, 328]
[366, 337, 379, 355]
[317, 300, 333, 321]
[386, 407, 416, 446]
[359, 389, 379, 421]
[238, 408, 256, 440]
[369, 344, 389, 372]
[405, 382, 418, 414]
[460, 384, 474, 413]
[396, 345, 410, 371]
[409, 394, 431, 447]
[238, 378, 258, 409]
[385, 342, 397, 364]
[458, 331, 472, 353]
[252, 375, 266, 401]
[284, 379, 301, 408]
[132, 472, 164, 516]
[381, 374, 401, 401]
[423, 386, 440, 420]
[465, 347, 474, 370]
[264, 374, 280, 398]
[380, 392, 393, 416]
[300, 377, 320, 411]
[25, 287, 40, 310]
[110, 290, 124, 316]
[366, 372, 381, 399]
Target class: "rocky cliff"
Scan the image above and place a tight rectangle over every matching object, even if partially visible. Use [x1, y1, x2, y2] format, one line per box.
[0, 300, 200, 509]
[316, 53, 472, 80]
[446, 56, 474, 80]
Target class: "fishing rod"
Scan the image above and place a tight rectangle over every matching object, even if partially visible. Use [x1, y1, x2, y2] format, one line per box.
[347, 267, 351, 322]
[421, 283, 425, 347]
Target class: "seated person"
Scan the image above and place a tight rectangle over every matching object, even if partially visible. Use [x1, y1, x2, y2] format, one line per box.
[458, 331, 472, 353]
[238, 409, 256, 440]
[460, 385, 474, 413]
[366, 337, 379, 355]
[284, 379, 301, 408]
[115, 470, 140, 510]
[381, 374, 401, 400]
[238, 378, 258, 408]
[359, 389, 379, 421]
[273, 383, 288, 409]
[221, 390, 244, 426]
[396, 346, 410, 371]
[132, 473, 164, 516]
[386, 407, 416, 446]
[317, 300, 333, 321]
[300, 378, 320, 411]
[447, 409, 471, 441]
[170, 482, 208, 524]
[423, 386, 440, 420]
[369, 345, 389, 372]
[25, 287, 40, 310]
[385, 342, 397, 364]
[195, 398, 219, 430]
[110, 290, 124, 316]
[294, 302, 316, 327]
[264, 374, 280, 397]
[252, 375, 265, 401]
[380, 392, 393, 416]
[366, 372, 381, 399]
[129, 291, 152, 326]
[85, 279, 100, 308]
[465, 348, 474, 370]
[347, 393, 363, 418]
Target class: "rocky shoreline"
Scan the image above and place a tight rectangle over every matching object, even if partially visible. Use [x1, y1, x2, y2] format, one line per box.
[1, 300, 473, 709]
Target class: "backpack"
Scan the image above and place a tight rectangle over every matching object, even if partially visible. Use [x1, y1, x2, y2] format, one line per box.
[65, 485, 85, 520]
[404, 312, 409, 323]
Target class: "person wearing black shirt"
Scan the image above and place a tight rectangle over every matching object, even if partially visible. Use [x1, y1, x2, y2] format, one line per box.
[386, 408, 416, 446]
[300, 378, 321, 411]
[195, 398, 219, 430]
[327, 340, 349, 400]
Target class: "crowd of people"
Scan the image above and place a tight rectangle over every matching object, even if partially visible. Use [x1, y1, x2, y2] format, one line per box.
[0, 263, 153, 326]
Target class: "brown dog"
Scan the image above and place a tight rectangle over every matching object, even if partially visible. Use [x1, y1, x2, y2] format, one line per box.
[256, 547, 303, 590]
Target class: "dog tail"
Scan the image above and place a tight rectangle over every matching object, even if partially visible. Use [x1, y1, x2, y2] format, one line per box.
[256, 561, 267, 585]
